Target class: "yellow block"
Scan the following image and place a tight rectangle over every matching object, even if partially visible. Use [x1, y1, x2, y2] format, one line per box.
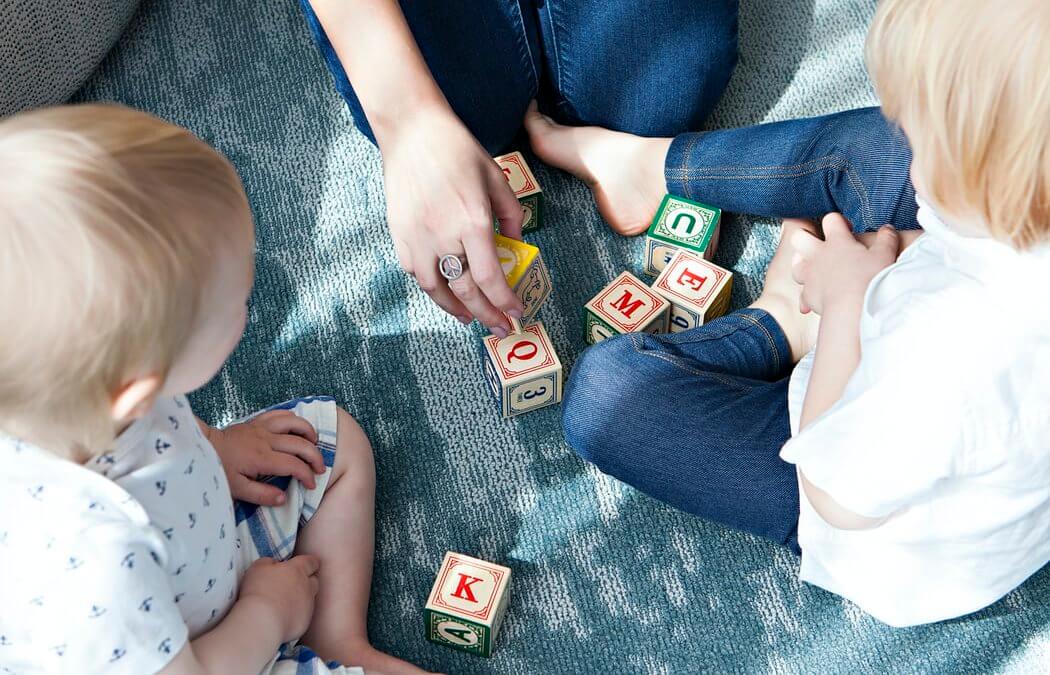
[494, 233, 540, 287]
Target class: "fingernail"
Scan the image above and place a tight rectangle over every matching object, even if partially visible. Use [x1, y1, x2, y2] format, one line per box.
[492, 326, 509, 339]
[507, 309, 523, 320]
[456, 315, 472, 325]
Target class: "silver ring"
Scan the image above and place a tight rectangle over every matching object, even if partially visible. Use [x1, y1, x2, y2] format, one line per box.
[438, 254, 468, 281]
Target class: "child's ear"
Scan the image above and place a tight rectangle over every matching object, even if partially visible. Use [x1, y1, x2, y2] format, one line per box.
[110, 375, 164, 423]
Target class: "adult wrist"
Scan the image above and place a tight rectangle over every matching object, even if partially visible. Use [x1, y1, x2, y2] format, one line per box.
[369, 93, 454, 149]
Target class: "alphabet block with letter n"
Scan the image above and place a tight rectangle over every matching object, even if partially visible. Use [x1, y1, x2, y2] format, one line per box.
[583, 271, 670, 345]
[480, 321, 563, 417]
[494, 151, 544, 233]
[652, 251, 733, 332]
[425, 551, 512, 658]
[495, 233, 552, 325]
[643, 193, 721, 276]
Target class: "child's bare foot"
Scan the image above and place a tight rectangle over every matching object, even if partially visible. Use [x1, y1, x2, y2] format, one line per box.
[349, 642, 437, 675]
[524, 101, 671, 237]
[751, 218, 822, 362]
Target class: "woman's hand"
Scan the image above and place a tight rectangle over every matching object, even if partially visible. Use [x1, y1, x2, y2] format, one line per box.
[202, 411, 325, 505]
[790, 213, 900, 316]
[378, 107, 525, 337]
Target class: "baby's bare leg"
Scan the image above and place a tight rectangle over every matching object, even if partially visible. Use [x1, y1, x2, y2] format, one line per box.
[297, 408, 432, 675]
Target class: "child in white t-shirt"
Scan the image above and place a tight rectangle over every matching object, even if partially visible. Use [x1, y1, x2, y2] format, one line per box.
[0, 105, 430, 674]
[556, 0, 1050, 626]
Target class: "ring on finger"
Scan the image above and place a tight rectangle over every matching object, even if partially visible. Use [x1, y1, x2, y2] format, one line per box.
[438, 254, 468, 281]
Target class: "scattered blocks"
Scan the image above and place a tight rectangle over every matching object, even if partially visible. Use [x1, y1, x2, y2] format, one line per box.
[584, 271, 669, 345]
[481, 322, 563, 417]
[495, 151, 544, 233]
[496, 233, 552, 325]
[644, 194, 721, 276]
[652, 251, 733, 332]
[425, 552, 512, 658]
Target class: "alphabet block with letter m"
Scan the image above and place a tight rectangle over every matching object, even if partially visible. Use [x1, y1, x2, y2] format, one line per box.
[494, 151, 544, 233]
[481, 321, 563, 417]
[425, 551, 513, 658]
[644, 193, 721, 276]
[652, 251, 733, 332]
[583, 271, 669, 345]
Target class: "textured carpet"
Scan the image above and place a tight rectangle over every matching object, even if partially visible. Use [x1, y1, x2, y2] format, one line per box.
[74, 0, 1049, 672]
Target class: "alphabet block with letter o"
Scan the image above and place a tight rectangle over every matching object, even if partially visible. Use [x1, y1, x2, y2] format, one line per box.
[425, 551, 512, 658]
[494, 151, 544, 233]
[584, 271, 670, 345]
[643, 193, 721, 276]
[652, 251, 733, 332]
[481, 321, 563, 417]
[495, 233, 552, 325]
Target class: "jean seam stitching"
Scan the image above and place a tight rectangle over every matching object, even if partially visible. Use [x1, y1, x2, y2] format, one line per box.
[735, 312, 782, 373]
[627, 323, 760, 391]
[542, 3, 564, 98]
[674, 134, 703, 200]
[668, 154, 843, 178]
[511, 1, 539, 92]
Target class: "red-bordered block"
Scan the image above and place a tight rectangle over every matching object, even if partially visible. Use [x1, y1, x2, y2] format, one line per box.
[494, 151, 545, 233]
[583, 271, 669, 344]
[480, 322, 563, 417]
[652, 251, 734, 332]
[424, 552, 513, 658]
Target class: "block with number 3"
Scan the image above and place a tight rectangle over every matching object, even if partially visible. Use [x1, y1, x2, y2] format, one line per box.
[652, 250, 733, 332]
[425, 552, 512, 658]
[583, 271, 670, 345]
[494, 151, 544, 233]
[643, 193, 721, 276]
[480, 322, 563, 417]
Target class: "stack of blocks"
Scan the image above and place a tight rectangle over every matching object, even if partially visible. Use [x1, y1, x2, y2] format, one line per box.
[495, 151, 544, 233]
[585, 194, 734, 345]
[425, 552, 512, 658]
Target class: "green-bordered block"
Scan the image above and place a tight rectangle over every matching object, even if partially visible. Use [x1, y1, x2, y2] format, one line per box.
[583, 308, 619, 345]
[520, 192, 544, 233]
[643, 194, 721, 276]
[425, 609, 492, 657]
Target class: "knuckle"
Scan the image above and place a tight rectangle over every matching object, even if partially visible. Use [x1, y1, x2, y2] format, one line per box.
[417, 277, 439, 293]
[448, 278, 477, 300]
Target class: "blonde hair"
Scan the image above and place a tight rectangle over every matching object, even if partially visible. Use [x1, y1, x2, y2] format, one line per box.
[0, 104, 250, 460]
[867, 0, 1050, 248]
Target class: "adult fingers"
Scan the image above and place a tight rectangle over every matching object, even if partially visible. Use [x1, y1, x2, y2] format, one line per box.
[415, 254, 472, 323]
[821, 212, 855, 240]
[487, 163, 524, 241]
[462, 226, 524, 319]
[448, 268, 511, 336]
[271, 433, 325, 474]
[261, 412, 318, 444]
[232, 475, 286, 506]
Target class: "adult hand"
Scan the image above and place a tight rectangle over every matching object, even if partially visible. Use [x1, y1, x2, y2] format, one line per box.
[204, 410, 324, 505]
[378, 107, 525, 337]
[791, 213, 899, 315]
[238, 556, 321, 643]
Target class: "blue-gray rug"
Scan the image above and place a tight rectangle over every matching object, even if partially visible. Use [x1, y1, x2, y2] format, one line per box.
[75, 0, 1049, 672]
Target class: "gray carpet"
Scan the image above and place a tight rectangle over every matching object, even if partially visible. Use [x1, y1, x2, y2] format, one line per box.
[73, 0, 1049, 672]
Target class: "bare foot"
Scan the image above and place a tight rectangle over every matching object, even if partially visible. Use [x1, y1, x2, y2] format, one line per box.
[750, 219, 822, 362]
[341, 642, 437, 675]
[524, 101, 671, 237]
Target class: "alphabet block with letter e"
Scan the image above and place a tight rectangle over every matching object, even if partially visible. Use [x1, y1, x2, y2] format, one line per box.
[494, 151, 544, 233]
[425, 551, 512, 658]
[583, 271, 670, 345]
[652, 250, 733, 332]
[643, 193, 721, 276]
[480, 321, 563, 417]
[495, 233, 552, 324]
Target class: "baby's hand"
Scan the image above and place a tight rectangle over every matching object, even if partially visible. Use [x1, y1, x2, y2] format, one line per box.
[239, 555, 321, 643]
[791, 213, 899, 315]
[206, 410, 325, 505]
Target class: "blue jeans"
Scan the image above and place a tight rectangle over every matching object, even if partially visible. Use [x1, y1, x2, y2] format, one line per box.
[300, 3, 918, 231]
[562, 309, 801, 553]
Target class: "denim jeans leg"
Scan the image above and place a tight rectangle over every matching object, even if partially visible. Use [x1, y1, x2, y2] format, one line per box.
[539, 0, 739, 136]
[298, 0, 539, 154]
[665, 107, 919, 232]
[562, 309, 801, 551]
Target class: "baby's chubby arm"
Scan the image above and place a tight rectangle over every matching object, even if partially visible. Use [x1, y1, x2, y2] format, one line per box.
[159, 555, 321, 675]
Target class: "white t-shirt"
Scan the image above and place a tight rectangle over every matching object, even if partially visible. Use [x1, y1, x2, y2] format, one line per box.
[781, 199, 1050, 627]
[0, 396, 239, 673]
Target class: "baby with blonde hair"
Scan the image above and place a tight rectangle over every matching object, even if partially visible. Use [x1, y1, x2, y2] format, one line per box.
[0, 105, 428, 674]
[544, 0, 1050, 626]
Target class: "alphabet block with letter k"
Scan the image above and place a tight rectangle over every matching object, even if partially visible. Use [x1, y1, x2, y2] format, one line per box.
[583, 271, 670, 345]
[480, 321, 563, 417]
[425, 551, 513, 658]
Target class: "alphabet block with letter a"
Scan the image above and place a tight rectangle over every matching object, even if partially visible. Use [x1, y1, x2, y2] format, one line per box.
[652, 251, 733, 332]
[583, 271, 670, 345]
[495, 233, 552, 325]
[643, 193, 721, 276]
[425, 551, 513, 658]
[494, 151, 544, 233]
[480, 321, 563, 417]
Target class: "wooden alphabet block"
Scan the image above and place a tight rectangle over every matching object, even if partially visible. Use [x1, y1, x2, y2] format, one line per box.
[495, 233, 552, 324]
[652, 250, 733, 332]
[643, 194, 721, 276]
[494, 151, 544, 233]
[425, 552, 512, 658]
[480, 322, 563, 417]
[583, 271, 670, 345]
